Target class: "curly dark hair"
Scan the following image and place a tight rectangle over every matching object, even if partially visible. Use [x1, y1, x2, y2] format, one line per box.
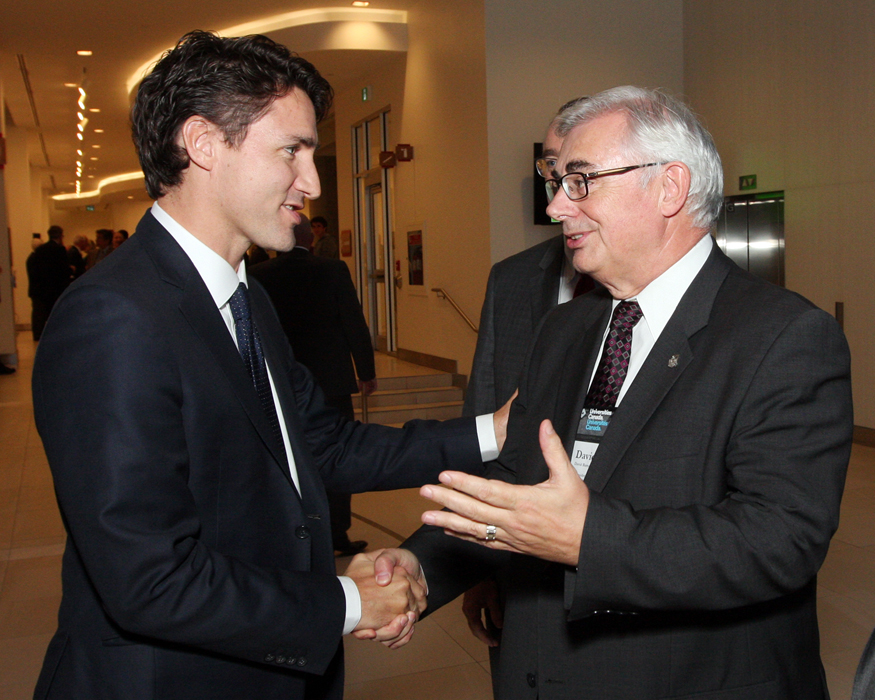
[131, 30, 333, 199]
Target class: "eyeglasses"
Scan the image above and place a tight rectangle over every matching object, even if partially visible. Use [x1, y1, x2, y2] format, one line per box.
[535, 156, 558, 179]
[545, 163, 662, 202]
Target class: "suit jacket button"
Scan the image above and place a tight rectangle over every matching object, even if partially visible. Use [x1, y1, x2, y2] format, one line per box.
[286, 657, 297, 666]
[276, 655, 287, 664]
[297, 657, 307, 667]
[295, 526, 310, 539]
[264, 654, 275, 663]
[526, 673, 537, 688]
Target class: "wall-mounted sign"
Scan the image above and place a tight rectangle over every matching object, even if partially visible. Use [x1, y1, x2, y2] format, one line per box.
[395, 144, 414, 161]
[379, 151, 397, 169]
[739, 174, 757, 191]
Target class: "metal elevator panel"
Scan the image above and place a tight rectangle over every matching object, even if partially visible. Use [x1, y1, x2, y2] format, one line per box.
[715, 192, 784, 287]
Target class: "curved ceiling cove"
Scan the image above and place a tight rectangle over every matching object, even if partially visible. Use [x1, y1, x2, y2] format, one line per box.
[55, 7, 408, 203]
[126, 7, 408, 95]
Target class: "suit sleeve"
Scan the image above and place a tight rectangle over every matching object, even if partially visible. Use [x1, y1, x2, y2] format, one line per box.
[566, 307, 852, 618]
[463, 265, 499, 416]
[32, 284, 347, 674]
[333, 262, 375, 383]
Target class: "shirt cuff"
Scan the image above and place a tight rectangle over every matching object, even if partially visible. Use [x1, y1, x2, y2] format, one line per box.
[338, 575, 362, 636]
[476, 413, 500, 461]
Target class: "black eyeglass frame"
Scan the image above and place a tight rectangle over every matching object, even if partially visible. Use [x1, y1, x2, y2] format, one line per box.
[545, 162, 663, 202]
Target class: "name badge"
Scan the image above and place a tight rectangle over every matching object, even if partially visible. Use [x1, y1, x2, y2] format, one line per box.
[570, 407, 613, 480]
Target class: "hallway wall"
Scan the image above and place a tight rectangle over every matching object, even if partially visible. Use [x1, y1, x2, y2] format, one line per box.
[334, 0, 491, 375]
[684, 0, 875, 429]
[483, 0, 684, 265]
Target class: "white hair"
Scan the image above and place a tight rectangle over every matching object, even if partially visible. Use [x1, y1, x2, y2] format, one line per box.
[554, 86, 724, 229]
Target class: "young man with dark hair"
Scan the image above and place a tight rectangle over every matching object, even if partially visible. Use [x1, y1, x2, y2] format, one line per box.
[33, 30, 506, 700]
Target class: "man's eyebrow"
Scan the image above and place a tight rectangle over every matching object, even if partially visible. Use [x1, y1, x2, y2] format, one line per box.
[287, 135, 318, 149]
[565, 159, 595, 173]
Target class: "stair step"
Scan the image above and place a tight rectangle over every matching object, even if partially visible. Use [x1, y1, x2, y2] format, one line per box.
[353, 385, 463, 408]
[374, 373, 458, 391]
[355, 400, 464, 425]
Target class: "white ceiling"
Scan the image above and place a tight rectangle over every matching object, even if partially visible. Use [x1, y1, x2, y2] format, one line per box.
[0, 1, 414, 201]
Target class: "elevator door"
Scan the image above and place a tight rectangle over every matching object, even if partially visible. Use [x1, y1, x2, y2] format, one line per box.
[714, 192, 785, 287]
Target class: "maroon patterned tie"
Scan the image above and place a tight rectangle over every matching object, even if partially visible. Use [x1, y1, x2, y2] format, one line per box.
[585, 300, 643, 409]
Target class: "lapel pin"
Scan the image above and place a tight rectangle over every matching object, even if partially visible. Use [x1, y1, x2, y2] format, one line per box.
[668, 354, 679, 368]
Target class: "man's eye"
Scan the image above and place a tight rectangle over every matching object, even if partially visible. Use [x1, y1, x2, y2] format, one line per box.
[285, 146, 299, 157]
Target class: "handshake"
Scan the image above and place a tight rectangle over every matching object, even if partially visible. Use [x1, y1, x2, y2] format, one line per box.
[343, 548, 424, 649]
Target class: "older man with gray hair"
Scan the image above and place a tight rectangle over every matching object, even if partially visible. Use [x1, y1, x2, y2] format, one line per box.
[376, 85, 852, 699]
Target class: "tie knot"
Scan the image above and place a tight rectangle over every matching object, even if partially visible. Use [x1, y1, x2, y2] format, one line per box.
[612, 300, 643, 331]
[228, 282, 251, 324]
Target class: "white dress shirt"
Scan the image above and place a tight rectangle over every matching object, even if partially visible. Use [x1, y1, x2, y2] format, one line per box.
[590, 234, 713, 404]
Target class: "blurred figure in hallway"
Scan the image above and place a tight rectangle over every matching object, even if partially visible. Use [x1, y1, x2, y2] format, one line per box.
[311, 216, 339, 259]
[26, 225, 71, 341]
[251, 214, 377, 556]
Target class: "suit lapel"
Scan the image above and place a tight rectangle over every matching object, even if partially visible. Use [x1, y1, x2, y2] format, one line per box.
[530, 236, 564, 330]
[582, 246, 733, 492]
[138, 212, 298, 491]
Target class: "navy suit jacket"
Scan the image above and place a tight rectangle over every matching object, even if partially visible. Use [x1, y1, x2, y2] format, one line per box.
[407, 243, 853, 700]
[32, 211, 481, 700]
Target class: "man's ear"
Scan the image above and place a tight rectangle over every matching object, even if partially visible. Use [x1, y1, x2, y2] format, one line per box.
[179, 116, 220, 172]
[658, 162, 691, 219]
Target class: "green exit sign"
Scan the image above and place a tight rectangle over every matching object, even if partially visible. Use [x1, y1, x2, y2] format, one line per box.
[739, 174, 757, 191]
[86, 205, 95, 211]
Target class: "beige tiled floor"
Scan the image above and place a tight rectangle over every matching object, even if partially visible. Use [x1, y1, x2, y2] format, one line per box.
[1, 333, 873, 699]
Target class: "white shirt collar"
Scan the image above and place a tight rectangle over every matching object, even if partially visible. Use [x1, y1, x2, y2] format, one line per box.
[631, 234, 713, 341]
[152, 201, 246, 308]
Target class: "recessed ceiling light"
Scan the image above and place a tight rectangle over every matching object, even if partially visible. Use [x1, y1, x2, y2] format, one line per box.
[91, 144, 101, 149]
[64, 83, 77, 88]
[94, 129, 104, 133]
[90, 157, 98, 161]
[77, 50, 93, 56]
[89, 108, 100, 113]
[127, 196, 134, 199]
[352, 1, 369, 5]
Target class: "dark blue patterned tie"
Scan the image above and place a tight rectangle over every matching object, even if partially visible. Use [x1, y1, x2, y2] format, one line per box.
[585, 300, 644, 409]
[229, 283, 287, 466]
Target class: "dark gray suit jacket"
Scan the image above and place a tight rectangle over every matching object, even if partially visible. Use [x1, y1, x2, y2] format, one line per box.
[32, 211, 482, 700]
[464, 235, 565, 416]
[407, 243, 853, 699]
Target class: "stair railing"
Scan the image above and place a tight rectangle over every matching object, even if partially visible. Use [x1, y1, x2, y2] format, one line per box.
[432, 288, 479, 333]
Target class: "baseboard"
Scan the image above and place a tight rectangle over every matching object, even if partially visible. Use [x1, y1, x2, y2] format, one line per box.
[854, 425, 875, 448]
[392, 348, 457, 374]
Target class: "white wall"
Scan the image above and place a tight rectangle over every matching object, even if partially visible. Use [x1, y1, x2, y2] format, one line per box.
[684, 0, 875, 429]
[484, 0, 684, 264]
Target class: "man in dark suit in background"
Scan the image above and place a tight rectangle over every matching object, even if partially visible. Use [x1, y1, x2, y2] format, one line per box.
[251, 214, 378, 557]
[31, 31, 507, 700]
[26, 225, 71, 341]
[379, 85, 852, 699]
[461, 99, 592, 680]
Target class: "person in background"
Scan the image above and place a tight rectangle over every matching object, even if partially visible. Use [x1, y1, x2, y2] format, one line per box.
[68, 235, 90, 279]
[311, 216, 339, 259]
[112, 229, 129, 249]
[85, 228, 114, 270]
[251, 214, 378, 557]
[460, 97, 592, 697]
[26, 225, 71, 341]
